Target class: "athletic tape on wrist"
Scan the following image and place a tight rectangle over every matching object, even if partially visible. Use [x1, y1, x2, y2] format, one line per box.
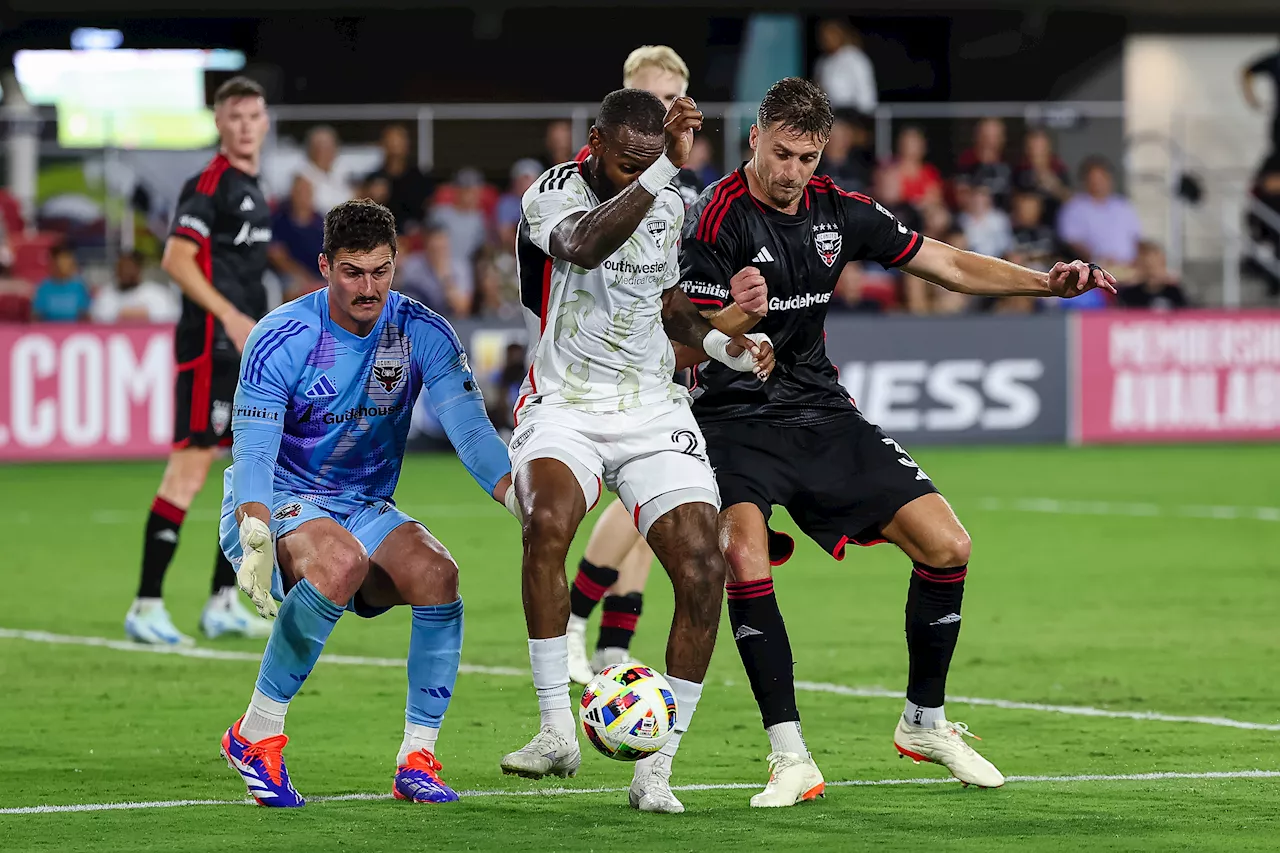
[638, 154, 680, 197]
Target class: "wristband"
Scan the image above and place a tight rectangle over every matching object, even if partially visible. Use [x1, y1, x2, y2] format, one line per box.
[701, 328, 733, 366]
[638, 154, 680, 197]
[503, 485, 523, 522]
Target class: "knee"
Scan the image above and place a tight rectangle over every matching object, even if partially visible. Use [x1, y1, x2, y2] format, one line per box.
[523, 505, 576, 557]
[312, 540, 369, 601]
[924, 532, 971, 569]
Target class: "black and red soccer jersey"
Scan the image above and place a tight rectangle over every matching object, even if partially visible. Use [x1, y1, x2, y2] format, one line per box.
[168, 153, 272, 366]
[679, 167, 923, 426]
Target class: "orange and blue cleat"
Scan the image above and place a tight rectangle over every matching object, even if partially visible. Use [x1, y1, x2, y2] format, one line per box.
[393, 749, 459, 803]
[220, 718, 305, 807]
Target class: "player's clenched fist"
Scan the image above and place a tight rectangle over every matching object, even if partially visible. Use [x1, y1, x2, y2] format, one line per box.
[730, 266, 768, 317]
[662, 96, 703, 168]
[237, 516, 277, 619]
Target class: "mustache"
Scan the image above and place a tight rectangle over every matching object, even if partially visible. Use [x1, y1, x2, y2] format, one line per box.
[353, 295, 381, 305]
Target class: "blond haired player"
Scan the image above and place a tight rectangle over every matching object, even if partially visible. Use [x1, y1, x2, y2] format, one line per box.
[565, 45, 707, 683]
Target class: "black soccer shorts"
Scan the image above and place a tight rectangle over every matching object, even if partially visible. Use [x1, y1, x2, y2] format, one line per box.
[701, 409, 939, 565]
[172, 357, 238, 449]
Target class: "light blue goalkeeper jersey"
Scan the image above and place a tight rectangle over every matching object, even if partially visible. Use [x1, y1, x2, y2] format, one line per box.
[228, 288, 509, 514]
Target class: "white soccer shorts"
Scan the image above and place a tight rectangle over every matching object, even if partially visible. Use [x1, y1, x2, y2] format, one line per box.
[508, 400, 720, 537]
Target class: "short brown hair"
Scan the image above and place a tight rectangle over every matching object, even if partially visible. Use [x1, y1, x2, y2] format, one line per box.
[757, 77, 833, 140]
[214, 76, 266, 107]
[323, 199, 398, 261]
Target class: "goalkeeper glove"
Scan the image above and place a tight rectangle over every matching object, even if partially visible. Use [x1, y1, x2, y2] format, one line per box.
[237, 516, 278, 619]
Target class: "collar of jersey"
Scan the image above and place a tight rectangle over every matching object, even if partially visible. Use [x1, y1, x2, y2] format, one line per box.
[323, 297, 389, 351]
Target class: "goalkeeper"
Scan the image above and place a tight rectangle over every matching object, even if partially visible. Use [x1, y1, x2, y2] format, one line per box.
[216, 199, 516, 808]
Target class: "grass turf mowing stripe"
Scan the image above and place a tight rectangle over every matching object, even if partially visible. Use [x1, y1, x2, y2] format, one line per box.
[4, 627, 1280, 732]
[3, 771, 1278, 815]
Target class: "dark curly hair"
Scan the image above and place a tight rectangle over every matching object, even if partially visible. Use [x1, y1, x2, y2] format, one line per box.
[757, 77, 833, 140]
[323, 199, 398, 261]
[595, 88, 666, 139]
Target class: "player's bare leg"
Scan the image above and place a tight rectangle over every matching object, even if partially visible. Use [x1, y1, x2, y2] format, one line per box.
[879, 493, 1003, 788]
[127, 446, 218, 646]
[718, 502, 825, 807]
[365, 522, 465, 803]
[501, 458, 587, 779]
[567, 499, 640, 683]
[625, 500, 725, 814]
[590, 536, 654, 674]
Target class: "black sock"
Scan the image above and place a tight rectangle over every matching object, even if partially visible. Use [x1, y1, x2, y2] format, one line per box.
[569, 559, 619, 619]
[211, 546, 237, 595]
[597, 593, 642, 650]
[726, 578, 799, 728]
[137, 497, 186, 599]
[905, 563, 967, 708]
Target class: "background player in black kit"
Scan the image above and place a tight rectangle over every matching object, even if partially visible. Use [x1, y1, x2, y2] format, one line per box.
[124, 77, 275, 645]
[680, 78, 1117, 807]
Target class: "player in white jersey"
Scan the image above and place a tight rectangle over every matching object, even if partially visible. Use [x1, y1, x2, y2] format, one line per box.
[500, 89, 773, 814]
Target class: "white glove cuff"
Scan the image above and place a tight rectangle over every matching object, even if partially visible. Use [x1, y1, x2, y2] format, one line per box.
[504, 485, 523, 522]
[638, 154, 680, 197]
[239, 515, 271, 548]
[701, 328, 733, 366]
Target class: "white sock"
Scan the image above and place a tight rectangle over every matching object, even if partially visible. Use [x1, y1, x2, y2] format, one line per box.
[766, 721, 809, 758]
[397, 722, 440, 765]
[131, 597, 163, 614]
[529, 636, 574, 737]
[654, 675, 703, 761]
[567, 614, 587, 634]
[904, 700, 945, 728]
[240, 688, 289, 742]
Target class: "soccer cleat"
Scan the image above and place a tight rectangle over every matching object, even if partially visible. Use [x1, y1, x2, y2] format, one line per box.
[393, 749, 459, 803]
[201, 589, 273, 640]
[220, 718, 305, 807]
[628, 753, 684, 814]
[124, 599, 195, 646]
[500, 725, 581, 779]
[749, 751, 825, 807]
[894, 717, 1005, 789]
[590, 646, 633, 675]
[567, 621, 594, 685]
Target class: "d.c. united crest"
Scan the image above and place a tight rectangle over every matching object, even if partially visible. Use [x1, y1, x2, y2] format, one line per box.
[373, 359, 405, 394]
[211, 401, 232, 436]
[815, 230, 842, 267]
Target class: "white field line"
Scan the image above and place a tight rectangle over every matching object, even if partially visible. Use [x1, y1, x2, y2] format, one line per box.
[2, 770, 1278, 815]
[4, 628, 1279, 732]
[975, 498, 1280, 522]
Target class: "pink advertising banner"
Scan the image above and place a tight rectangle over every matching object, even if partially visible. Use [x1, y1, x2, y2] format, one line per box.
[1074, 310, 1280, 444]
[0, 324, 175, 462]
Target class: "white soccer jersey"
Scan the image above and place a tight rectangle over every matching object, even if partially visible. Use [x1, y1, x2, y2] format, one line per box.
[513, 161, 688, 417]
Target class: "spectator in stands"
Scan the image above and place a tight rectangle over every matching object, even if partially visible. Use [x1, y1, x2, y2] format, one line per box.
[90, 250, 179, 324]
[956, 117, 1013, 209]
[487, 342, 528, 434]
[496, 159, 543, 252]
[687, 137, 720, 191]
[364, 124, 435, 235]
[543, 120, 574, 167]
[893, 125, 944, 210]
[958, 183, 1013, 260]
[813, 18, 878, 116]
[396, 225, 471, 316]
[32, 246, 90, 323]
[1242, 47, 1280, 156]
[1007, 191, 1059, 272]
[1116, 241, 1189, 310]
[1057, 156, 1143, 275]
[822, 112, 875, 193]
[1014, 128, 1072, 225]
[1247, 154, 1280, 296]
[472, 246, 520, 320]
[268, 175, 327, 300]
[297, 125, 353, 214]
[429, 167, 490, 295]
[871, 162, 922, 235]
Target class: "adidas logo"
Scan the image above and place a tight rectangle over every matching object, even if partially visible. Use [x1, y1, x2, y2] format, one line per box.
[733, 624, 764, 640]
[752, 246, 775, 263]
[153, 529, 178, 544]
[305, 374, 339, 398]
[240, 195, 256, 212]
[929, 613, 962, 626]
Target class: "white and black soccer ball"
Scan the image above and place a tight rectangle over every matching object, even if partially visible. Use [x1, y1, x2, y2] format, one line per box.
[579, 662, 677, 761]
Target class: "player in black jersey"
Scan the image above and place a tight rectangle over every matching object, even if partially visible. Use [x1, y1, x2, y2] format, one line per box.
[124, 77, 275, 646]
[680, 78, 1117, 805]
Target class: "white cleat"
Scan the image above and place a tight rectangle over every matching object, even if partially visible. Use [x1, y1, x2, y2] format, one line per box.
[567, 621, 594, 686]
[628, 753, 684, 814]
[201, 588, 273, 640]
[749, 751, 826, 808]
[500, 725, 581, 779]
[894, 717, 1005, 788]
[590, 646, 632, 675]
[124, 599, 195, 646]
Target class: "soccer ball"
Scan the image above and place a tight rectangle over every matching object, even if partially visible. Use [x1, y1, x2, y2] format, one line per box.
[579, 662, 677, 761]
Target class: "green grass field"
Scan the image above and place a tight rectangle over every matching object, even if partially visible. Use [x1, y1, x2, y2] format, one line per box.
[2, 444, 1279, 852]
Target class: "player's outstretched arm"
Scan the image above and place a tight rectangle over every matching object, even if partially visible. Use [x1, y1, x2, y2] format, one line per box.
[901, 236, 1118, 300]
[661, 287, 773, 381]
